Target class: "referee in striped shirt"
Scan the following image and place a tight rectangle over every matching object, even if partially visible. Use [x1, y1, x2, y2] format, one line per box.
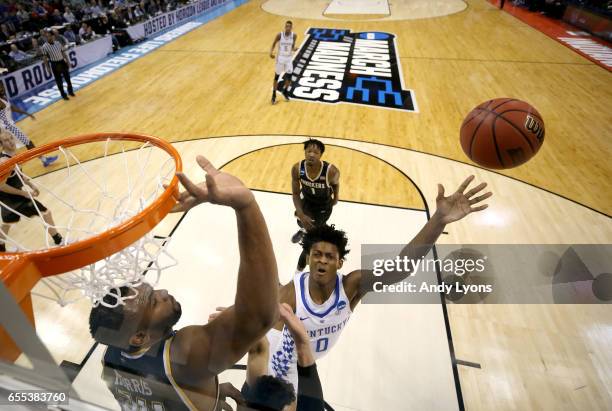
[41, 31, 75, 100]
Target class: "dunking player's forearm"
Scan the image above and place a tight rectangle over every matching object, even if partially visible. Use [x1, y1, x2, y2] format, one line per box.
[171, 156, 280, 355]
[234, 199, 279, 333]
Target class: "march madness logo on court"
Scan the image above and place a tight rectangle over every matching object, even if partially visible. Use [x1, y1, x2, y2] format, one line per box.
[287, 28, 417, 112]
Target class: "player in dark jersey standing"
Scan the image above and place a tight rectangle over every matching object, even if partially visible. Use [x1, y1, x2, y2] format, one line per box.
[89, 156, 280, 411]
[291, 139, 340, 272]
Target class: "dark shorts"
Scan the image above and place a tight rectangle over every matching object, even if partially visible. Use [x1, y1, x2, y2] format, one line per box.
[297, 200, 333, 227]
[0, 197, 47, 223]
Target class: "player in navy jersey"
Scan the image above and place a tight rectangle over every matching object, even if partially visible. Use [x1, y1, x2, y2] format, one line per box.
[268, 175, 492, 409]
[0, 82, 58, 167]
[89, 156, 280, 411]
[291, 139, 340, 271]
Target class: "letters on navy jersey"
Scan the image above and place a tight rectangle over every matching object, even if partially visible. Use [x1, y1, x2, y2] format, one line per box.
[113, 369, 153, 397]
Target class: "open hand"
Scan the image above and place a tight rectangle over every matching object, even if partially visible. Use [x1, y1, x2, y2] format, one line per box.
[172, 156, 254, 212]
[434, 175, 492, 225]
[218, 382, 244, 410]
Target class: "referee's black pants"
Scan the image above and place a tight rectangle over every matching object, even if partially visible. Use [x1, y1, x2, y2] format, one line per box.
[50, 60, 74, 97]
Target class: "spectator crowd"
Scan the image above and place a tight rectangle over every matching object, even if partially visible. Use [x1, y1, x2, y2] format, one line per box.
[0, 0, 191, 72]
[510, 0, 611, 16]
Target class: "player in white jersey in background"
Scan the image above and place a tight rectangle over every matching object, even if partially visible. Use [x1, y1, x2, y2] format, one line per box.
[269, 21, 297, 105]
[0, 82, 58, 167]
[269, 176, 492, 410]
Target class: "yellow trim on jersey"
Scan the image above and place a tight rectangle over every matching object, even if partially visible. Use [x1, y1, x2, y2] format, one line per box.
[121, 345, 152, 359]
[162, 336, 219, 411]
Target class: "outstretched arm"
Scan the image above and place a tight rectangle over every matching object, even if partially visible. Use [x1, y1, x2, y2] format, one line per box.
[171, 156, 279, 378]
[346, 175, 492, 303]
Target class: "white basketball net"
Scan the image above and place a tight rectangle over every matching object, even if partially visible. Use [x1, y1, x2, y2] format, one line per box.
[0, 137, 178, 307]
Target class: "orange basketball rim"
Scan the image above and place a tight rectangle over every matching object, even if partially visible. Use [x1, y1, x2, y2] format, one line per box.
[0, 133, 181, 362]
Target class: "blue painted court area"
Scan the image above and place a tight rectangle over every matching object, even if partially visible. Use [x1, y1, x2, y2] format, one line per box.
[11, 0, 247, 122]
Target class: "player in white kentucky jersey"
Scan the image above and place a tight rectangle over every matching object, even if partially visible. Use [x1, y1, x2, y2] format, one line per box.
[269, 176, 493, 409]
[269, 21, 297, 105]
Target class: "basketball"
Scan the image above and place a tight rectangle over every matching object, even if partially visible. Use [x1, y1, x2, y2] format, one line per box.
[460, 98, 545, 169]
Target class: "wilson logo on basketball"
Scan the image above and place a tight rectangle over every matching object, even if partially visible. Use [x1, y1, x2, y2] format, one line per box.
[524, 115, 544, 142]
[460, 98, 546, 169]
[287, 28, 417, 112]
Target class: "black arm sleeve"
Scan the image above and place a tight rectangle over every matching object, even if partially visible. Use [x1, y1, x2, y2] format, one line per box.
[296, 363, 325, 411]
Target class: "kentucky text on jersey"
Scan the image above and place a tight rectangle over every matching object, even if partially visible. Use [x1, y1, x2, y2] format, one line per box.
[267, 272, 352, 391]
[307, 318, 350, 338]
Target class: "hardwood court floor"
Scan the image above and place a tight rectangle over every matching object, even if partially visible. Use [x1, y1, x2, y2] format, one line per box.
[17, 0, 612, 216]
[15, 135, 612, 411]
